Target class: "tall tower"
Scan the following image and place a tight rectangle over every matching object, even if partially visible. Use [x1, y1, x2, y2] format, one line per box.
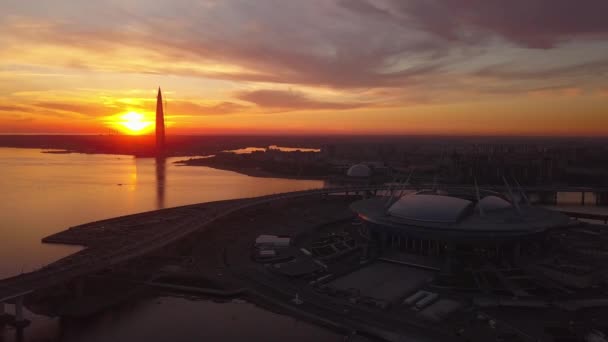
[155, 87, 166, 154]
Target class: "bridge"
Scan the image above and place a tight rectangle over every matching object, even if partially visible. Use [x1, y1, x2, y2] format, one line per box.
[1, 184, 607, 325]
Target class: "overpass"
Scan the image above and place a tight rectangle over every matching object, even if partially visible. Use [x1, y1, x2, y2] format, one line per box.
[1, 184, 607, 324]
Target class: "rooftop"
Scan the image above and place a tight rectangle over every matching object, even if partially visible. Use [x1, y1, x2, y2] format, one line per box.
[351, 190, 570, 240]
[388, 194, 473, 223]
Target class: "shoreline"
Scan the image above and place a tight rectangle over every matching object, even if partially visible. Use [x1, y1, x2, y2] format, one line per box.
[175, 158, 328, 180]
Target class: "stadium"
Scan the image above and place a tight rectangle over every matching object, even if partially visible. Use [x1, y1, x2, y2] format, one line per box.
[351, 187, 571, 268]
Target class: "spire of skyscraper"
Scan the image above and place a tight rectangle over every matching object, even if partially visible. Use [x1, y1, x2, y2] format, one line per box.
[155, 87, 166, 154]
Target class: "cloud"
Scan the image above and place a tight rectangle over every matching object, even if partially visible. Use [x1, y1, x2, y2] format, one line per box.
[34, 99, 250, 117]
[0, 3, 449, 89]
[236, 89, 365, 111]
[32, 101, 119, 117]
[0, 0, 607, 123]
[475, 59, 608, 80]
[0, 105, 25, 112]
[168, 101, 249, 116]
[376, 0, 608, 49]
[338, 0, 393, 19]
[527, 86, 583, 97]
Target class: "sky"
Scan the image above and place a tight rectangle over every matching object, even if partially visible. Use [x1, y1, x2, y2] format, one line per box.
[0, 0, 607, 136]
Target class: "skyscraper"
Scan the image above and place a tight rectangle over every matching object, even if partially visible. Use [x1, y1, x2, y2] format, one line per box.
[155, 87, 166, 154]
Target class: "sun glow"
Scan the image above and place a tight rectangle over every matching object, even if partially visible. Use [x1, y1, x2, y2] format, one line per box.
[115, 111, 153, 134]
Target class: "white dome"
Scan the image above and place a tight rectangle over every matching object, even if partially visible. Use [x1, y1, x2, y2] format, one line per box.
[388, 194, 472, 223]
[476, 195, 512, 212]
[347, 164, 372, 177]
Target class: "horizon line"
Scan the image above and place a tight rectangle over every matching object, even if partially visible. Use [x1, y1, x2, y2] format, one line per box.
[1, 133, 608, 139]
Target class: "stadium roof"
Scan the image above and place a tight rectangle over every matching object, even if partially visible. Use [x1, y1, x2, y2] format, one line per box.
[351, 191, 570, 241]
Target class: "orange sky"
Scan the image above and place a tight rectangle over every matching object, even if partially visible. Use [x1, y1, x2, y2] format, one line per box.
[1, 1, 607, 136]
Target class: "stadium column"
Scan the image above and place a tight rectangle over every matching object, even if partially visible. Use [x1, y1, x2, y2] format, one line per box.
[14, 296, 24, 323]
[443, 243, 454, 275]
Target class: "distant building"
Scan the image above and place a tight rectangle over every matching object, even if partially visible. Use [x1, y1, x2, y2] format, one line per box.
[346, 163, 372, 178]
[155, 87, 166, 154]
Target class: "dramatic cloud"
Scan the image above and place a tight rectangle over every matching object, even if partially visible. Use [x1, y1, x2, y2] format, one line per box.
[32, 102, 119, 117]
[236, 89, 365, 111]
[0, 15, 446, 88]
[168, 101, 250, 116]
[0, 0, 607, 134]
[475, 59, 608, 80]
[3, 0, 607, 90]
[374, 0, 608, 48]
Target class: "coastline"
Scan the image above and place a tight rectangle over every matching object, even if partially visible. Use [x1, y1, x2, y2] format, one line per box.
[175, 158, 328, 180]
[41, 149, 73, 154]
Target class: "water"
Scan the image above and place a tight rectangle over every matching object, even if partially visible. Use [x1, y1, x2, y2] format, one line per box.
[0, 147, 330, 342]
[5, 297, 339, 342]
[0, 148, 324, 278]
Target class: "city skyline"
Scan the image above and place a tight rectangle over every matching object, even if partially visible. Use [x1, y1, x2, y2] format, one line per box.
[1, 0, 607, 136]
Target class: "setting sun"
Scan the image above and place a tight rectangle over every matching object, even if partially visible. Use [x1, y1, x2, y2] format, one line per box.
[116, 112, 153, 134]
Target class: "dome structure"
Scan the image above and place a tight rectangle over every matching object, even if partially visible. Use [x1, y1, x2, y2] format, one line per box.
[350, 189, 570, 242]
[476, 195, 512, 212]
[346, 164, 372, 178]
[388, 194, 472, 223]
[350, 187, 571, 281]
